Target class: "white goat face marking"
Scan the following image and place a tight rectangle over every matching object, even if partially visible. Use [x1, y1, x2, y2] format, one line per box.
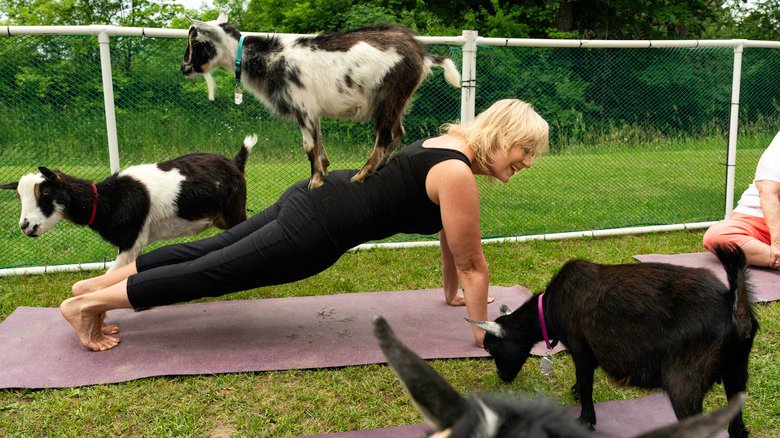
[182, 23, 229, 76]
[16, 173, 64, 237]
[475, 398, 501, 438]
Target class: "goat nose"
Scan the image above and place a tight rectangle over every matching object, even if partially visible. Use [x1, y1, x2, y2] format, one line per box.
[20, 219, 29, 230]
[181, 63, 192, 75]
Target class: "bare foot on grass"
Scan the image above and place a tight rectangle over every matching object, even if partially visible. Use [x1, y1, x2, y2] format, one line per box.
[60, 297, 120, 351]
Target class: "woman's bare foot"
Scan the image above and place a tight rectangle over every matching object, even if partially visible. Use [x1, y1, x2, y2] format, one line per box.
[99, 313, 120, 334]
[60, 297, 120, 351]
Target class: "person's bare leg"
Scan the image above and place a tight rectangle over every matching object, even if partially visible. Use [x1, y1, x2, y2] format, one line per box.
[60, 280, 133, 351]
[72, 262, 138, 296]
[740, 240, 772, 268]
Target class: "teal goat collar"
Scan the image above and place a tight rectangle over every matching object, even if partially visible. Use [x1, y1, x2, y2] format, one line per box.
[235, 35, 245, 81]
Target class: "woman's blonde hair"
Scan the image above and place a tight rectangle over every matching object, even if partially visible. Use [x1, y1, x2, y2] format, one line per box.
[443, 99, 549, 169]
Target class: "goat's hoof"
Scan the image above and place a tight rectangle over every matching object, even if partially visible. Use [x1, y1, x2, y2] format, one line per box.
[308, 179, 324, 190]
[350, 172, 368, 184]
[576, 417, 595, 431]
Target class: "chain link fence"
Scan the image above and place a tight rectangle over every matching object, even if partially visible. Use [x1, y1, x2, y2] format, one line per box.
[1, 30, 779, 270]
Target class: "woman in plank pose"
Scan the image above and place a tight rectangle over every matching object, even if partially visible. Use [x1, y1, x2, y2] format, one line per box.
[61, 99, 549, 351]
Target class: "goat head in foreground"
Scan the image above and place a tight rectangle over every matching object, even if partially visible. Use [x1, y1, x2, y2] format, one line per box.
[181, 12, 461, 189]
[469, 244, 757, 437]
[1, 135, 257, 271]
[373, 316, 744, 438]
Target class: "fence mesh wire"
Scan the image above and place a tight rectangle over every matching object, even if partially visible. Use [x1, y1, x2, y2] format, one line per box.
[1, 33, 778, 269]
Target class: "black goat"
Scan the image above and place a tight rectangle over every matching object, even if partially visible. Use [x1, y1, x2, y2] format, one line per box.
[180, 12, 460, 189]
[373, 316, 746, 438]
[469, 244, 757, 437]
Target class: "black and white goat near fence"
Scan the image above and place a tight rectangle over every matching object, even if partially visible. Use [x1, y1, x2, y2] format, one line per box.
[1, 135, 257, 272]
[180, 12, 461, 189]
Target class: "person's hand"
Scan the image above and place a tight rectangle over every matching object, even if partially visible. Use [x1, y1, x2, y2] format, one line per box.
[770, 241, 780, 270]
[446, 294, 494, 306]
[473, 327, 486, 348]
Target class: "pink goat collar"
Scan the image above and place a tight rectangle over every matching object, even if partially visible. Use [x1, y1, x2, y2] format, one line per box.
[537, 294, 558, 350]
[87, 184, 98, 226]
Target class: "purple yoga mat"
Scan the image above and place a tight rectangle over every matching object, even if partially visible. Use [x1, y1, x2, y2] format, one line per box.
[0, 285, 560, 389]
[302, 392, 727, 437]
[634, 252, 780, 302]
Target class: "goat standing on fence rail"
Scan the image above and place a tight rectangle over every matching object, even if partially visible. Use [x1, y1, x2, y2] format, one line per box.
[180, 11, 461, 189]
[1, 135, 256, 272]
[373, 315, 747, 438]
[469, 244, 758, 437]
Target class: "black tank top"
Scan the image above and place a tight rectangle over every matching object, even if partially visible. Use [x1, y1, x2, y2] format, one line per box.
[309, 140, 471, 250]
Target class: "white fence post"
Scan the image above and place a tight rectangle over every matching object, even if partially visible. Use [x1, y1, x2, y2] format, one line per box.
[97, 30, 121, 174]
[724, 41, 744, 218]
[460, 30, 477, 124]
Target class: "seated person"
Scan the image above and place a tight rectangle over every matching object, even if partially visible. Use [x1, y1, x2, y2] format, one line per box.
[703, 130, 780, 269]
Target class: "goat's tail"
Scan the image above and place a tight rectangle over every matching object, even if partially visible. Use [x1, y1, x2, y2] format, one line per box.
[233, 134, 257, 173]
[714, 243, 755, 339]
[427, 55, 461, 88]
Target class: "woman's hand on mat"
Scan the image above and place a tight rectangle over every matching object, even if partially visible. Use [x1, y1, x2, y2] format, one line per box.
[446, 293, 494, 307]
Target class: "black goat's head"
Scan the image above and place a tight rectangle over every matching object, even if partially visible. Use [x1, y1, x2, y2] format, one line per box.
[373, 316, 745, 438]
[468, 301, 541, 383]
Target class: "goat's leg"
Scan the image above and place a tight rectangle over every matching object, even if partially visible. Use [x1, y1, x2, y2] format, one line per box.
[572, 351, 598, 429]
[300, 119, 327, 190]
[719, 353, 751, 437]
[377, 118, 405, 167]
[111, 247, 140, 273]
[352, 108, 404, 183]
[351, 129, 387, 183]
[663, 365, 706, 421]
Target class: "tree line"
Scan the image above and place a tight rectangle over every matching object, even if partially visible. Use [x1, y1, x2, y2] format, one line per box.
[1, 0, 779, 151]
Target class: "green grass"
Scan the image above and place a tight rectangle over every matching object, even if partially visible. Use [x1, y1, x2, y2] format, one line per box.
[0, 230, 778, 436]
[0, 135, 766, 268]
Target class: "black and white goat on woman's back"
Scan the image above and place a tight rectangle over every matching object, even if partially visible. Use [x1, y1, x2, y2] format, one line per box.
[1, 135, 256, 271]
[180, 12, 461, 189]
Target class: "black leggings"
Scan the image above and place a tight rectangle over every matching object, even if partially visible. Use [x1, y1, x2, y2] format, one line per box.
[126, 181, 343, 309]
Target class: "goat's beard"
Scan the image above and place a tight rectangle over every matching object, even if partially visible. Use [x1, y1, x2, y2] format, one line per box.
[203, 73, 216, 101]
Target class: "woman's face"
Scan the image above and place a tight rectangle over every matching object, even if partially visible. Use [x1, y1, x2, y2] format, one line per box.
[488, 145, 537, 183]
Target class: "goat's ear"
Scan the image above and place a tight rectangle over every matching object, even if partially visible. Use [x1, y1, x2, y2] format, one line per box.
[38, 167, 62, 184]
[0, 182, 18, 190]
[216, 9, 228, 24]
[188, 18, 220, 40]
[635, 392, 745, 438]
[466, 318, 506, 338]
[500, 304, 513, 316]
[373, 316, 468, 431]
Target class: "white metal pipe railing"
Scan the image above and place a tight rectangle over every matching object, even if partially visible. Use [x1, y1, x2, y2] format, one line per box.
[97, 31, 121, 174]
[460, 30, 477, 124]
[725, 43, 745, 218]
[0, 221, 717, 277]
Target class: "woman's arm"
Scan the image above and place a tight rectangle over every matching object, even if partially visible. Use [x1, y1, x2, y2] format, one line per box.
[757, 179, 780, 268]
[428, 160, 489, 346]
[439, 230, 463, 305]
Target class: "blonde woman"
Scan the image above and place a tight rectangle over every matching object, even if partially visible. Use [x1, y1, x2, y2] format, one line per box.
[61, 99, 549, 351]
